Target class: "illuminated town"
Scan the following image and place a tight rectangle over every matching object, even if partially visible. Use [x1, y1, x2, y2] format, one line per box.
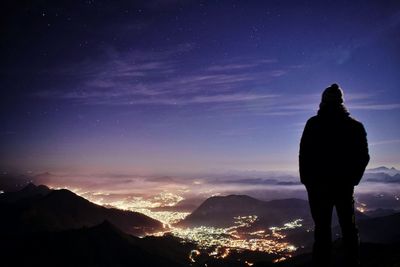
[55, 186, 191, 226]
[169, 216, 302, 260]
[56, 187, 304, 262]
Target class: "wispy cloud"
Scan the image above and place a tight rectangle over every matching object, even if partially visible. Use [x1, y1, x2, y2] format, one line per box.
[370, 139, 400, 146]
[34, 44, 399, 116]
[207, 63, 260, 71]
[189, 93, 276, 104]
[206, 59, 277, 71]
[35, 45, 287, 108]
[348, 103, 400, 110]
[265, 93, 400, 114]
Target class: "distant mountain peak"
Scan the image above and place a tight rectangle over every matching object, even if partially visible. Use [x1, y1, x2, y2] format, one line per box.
[179, 194, 312, 228]
[21, 183, 50, 194]
[0, 183, 51, 203]
[371, 166, 390, 170]
[1, 184, 163, 236]
[368, 166, 399, 172]
[22, 182, 37, 190]
[366, 166, 399, 177]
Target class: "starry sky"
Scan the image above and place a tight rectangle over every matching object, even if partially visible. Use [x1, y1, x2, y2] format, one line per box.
[1, 0, 400, 177]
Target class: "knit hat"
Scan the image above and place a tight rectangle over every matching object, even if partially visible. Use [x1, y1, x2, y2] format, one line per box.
[321, 83, 344, 104]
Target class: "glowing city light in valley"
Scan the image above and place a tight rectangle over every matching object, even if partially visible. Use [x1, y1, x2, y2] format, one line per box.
[169, 216, 303, 259]
[61, 187, 190, 226]
[355, 202, 368, 213]
[63, 188, 303, 262]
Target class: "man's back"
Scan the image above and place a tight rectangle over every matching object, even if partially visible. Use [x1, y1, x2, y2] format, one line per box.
[299, 83, 369, 267]
[300, 111, 369, 187]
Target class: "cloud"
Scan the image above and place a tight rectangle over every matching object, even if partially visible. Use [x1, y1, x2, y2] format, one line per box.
[348, 103, 400, 110]
[34, 45, 287, 109]
[188, 93, 276, 104]
[33, 43, 398, 117]
[145, 176, 179, 183]
[206, 59, 276, 71]
[370, 139, 400, 146]
[209, 177, 301, 186]
[207, 63, 260, 71]
[259, 92, 400, 115]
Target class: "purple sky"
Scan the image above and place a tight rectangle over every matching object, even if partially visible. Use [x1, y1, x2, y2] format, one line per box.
[1, 0, 400, 177]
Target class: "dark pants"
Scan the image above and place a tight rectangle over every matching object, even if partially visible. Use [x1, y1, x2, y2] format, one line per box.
[306, 185, 360, 267]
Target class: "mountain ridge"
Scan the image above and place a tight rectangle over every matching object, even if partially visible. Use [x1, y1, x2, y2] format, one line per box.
[0, 183, 163, 236]
[178, 194, 312, 228]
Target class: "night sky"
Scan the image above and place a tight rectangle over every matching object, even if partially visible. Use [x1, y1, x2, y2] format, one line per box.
[1, 0, 400, 177]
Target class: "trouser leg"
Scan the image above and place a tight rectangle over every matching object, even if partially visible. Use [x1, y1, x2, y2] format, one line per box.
[335, 187, 360, 267]
[307, 187, 334, 267]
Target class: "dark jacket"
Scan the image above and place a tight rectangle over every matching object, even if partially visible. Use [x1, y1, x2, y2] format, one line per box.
[299, 105, 369, 187]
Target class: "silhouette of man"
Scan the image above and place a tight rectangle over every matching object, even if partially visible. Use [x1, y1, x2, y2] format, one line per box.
[299, 84, 369, 267]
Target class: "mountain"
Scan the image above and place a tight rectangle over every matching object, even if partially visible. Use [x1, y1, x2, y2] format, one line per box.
[0, 183, 163, 236]
[364, 172, 400, 183]
[367, 166, 399, 173]
[357, 212, 400, 243]
[2, 215, 400, 267]
[179, 194, 368, 230]
[1, 185, 400, 267]
[255, 241, 400, 267]
[178, 194, 312, 228]
[0, 182, 51, 202]
[365, 166, 400, 177]
[0, 219, 276, 267]
[259, 211, 400, 266]
[363, 166, 400, 183]
[364, 208, 398, 218]
[0, 220, 187, 267]
[0, 174, 33, 192]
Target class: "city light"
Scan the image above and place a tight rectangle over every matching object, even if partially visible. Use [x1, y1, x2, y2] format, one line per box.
[355, 202, 368, 213]
[68, 188, 304, 262]
[63, 187, 190, 226]
[167, 216, 302, 260]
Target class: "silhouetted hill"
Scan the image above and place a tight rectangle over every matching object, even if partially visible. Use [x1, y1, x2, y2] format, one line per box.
[0, 184, 163, 236]
[0, 182, 51, 202]
[0, 221, 185, 267]
[179, 194, 368, 232]
[286, 211, 400, 255]
[254, 241, 400, 267]
[0, 174, 34, 192]
[1, 186, 400, 267]
[357, 212, 400, 243]
[367, 166, 399, 174]
[178, 194, 312, 228]
[0, 220, 277, 267]
[2, 219, 400, 267]
[364, 208, 398, 218]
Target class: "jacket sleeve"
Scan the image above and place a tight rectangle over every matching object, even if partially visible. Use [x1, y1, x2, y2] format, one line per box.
[299, 120, 313, 185]
[352, 123, 370, 185]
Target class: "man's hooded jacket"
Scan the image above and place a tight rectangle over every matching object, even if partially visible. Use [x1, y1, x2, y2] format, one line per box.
[299, 85, 370, 187]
